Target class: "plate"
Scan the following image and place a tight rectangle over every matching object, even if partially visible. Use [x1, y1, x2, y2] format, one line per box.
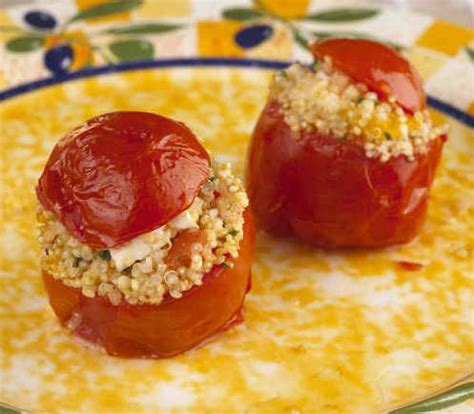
[0, 59, 473, 414]
[0, 0, 473, 412]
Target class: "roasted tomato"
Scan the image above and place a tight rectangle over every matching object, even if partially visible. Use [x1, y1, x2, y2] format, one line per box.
[247, 38, 444, 248]
[311, 38, 425, 114]
[247, 101, 445, 247]
[36, 111, 210, 249]
[42, 209, 255, 359]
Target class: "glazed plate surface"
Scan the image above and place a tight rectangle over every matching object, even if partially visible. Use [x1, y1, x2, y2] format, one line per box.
[0, 63, 473, 413]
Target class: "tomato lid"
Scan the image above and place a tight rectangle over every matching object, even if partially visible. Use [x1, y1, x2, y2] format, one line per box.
[36, 111, 210, 248]
[311, 38, 425, 114]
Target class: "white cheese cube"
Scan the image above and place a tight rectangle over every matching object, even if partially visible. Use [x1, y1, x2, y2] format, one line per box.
[169, 210, 197, 230]
[110, 237, 152, 271]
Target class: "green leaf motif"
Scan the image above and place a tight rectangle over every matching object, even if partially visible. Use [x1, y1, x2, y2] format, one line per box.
[466, 47, 474, 62]
[69, 0, 142, 23]
[0, 404, 20, 414]
[109, 39, 154, 62]
[389, 382, 474, 414]
[105, 23, 182, 35]
[292, 29, 310, 51]
[304, 8, 379, 22]
[0, 26, 24, 33]
[222, 7, 263, 21]
[5, 35, 43, 52]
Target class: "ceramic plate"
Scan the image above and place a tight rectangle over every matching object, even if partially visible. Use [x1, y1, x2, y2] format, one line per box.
[0, 59, 473, 414]
[1, 0, 474, 412]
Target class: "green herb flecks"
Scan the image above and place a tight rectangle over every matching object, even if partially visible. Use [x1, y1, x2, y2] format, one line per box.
[98, 250, 111, 261]
[176, 254, 188, 264]
[309, 59, 320, 72]
[276, 69, 288, 79]
[73, 257, 82, 268]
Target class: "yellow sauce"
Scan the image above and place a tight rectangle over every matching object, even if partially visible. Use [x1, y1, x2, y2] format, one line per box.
[0, 67, 473, 413]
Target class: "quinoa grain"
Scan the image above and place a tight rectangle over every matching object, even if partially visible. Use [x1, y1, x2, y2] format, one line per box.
[270, 62, 447, 161]
[37, 161, 249, 305]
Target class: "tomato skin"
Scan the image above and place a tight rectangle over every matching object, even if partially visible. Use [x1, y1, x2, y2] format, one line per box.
[311, 38, 425, 114]
[247, 101, 444, 248]
[36, 112, 210, 249]
[42, 209, 255, 358]
[165, 230, 208, 269]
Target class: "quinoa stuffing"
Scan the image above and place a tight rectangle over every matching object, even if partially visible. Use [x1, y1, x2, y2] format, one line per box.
[270, 59, 448, 162]
[37, 160, 249, 306]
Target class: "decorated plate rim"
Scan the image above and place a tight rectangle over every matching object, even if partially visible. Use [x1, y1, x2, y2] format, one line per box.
[0, 57, 472, 129]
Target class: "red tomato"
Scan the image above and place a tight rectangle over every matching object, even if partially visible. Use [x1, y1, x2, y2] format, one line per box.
[165, 229, 208, 268]
[36, 112, 210, 249]
[311, 38, 425, 114]
[247, 101, 445, 248]
[397, 261, 424, 271]
[42, 209, 255, 358]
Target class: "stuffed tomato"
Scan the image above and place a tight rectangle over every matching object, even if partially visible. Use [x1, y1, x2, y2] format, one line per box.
[247, 38, 447, 248]
[37, 111, 255, 358]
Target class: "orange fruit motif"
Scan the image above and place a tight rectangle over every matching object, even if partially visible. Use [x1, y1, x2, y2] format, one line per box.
[44, 30, 93, 70]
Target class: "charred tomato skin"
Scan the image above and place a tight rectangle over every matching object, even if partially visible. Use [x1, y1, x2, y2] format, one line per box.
[42, 209, 255, 358]
[247, 101, 445, 248]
